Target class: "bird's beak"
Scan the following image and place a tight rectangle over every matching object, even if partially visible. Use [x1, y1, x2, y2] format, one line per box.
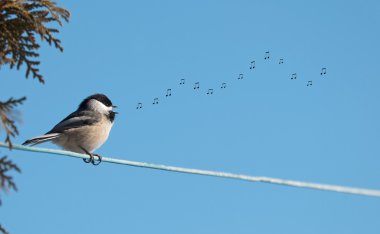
[112, 105, 118, 114]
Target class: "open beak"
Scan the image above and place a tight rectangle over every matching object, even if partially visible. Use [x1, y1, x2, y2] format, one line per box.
[112, 105, 118, 114]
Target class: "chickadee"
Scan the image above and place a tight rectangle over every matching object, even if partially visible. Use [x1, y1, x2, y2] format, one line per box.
[23, 93, 117, 165]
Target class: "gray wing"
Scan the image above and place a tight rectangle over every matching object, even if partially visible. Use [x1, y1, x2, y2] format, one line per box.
[46, 110, 100, 134]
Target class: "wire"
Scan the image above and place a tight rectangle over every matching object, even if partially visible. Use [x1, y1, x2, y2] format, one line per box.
[1, 142, 380, 198]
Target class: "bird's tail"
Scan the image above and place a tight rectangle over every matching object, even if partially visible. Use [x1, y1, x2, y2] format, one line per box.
[22, 133, 61, 146]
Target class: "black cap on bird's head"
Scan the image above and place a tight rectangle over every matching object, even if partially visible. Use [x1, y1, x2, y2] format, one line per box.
[78, 93, 117, 111]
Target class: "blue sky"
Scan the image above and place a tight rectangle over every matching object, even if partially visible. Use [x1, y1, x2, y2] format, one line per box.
[1, 0, 380, 233]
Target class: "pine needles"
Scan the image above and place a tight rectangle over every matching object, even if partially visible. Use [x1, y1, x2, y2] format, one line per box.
[0, 154, 21, 234]
[0, 156, 21, 205]
[0, 97, 26, 148]
[0, 0, 70, 83]
[0, 2, 69, 232]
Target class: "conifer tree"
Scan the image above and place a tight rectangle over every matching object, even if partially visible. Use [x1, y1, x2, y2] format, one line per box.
[0, 1, 70, 233]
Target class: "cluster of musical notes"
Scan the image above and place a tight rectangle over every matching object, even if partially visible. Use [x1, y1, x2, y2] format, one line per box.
[135, 51, 327, 110]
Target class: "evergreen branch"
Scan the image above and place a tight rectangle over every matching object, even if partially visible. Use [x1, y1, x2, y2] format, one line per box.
[0, 155, 21, 207]
[0, 97, 26, 148]
[0, 0, 70, 83]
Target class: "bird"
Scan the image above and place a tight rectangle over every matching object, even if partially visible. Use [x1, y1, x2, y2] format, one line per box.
[22, 93, 117, 165]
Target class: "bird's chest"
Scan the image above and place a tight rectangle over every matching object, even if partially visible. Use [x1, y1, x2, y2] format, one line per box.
[75, 120, 113, 152]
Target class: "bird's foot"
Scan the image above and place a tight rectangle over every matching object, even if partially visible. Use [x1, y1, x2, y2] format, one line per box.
[83, 154, 93, 163]
[91, 153, 102, 166]
[79, 146, 102, 166]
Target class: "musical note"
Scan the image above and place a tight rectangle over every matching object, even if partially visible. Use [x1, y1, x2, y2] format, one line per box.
[194, 82, 200, 89]
[250, 60, 255, 69]
[166, 88, 172, 97]
[279, 58, 284, 64]
[180, 78, 185, 85]
[221, 82, 227, 89]
[207, 89, 214, 95]
[238, 73, 244, 80]
[136, 102, 143, 109]
[264, 51, 270, 60]
[320, 68, 327, 75]
[152, 98, 159, 104]
[291, 73, 297, 80]
[307, 81, 313, 86]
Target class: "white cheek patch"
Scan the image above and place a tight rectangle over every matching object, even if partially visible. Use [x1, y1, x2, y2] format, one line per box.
[88, 99, 112, 113]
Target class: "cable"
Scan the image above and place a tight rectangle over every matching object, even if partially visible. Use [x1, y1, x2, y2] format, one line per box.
[1, 142, 379, 198]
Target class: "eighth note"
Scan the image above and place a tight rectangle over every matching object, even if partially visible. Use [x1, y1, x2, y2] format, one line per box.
[307, 81, 313, 86]
[180, 78, 185, 85]
[166, 88, 172, 97]
[153, 98, 159, 104]
[279, 58, 284, 64]
[238, 73, 243, 80]
[136, 102, 143, 109]
[264, 51, 270, 60]
[320, 68, 327, 75]
[250, 60, 255, 69]
[221, 82, 227, 89]
[207, 89, 214, 95]
[194, 82, 200, 89]
[291, 73, 297, 80]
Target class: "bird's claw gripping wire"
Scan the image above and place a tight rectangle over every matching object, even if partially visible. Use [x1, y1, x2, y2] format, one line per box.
[91, 153, 102, 165]
[79, 146, 102, 166]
